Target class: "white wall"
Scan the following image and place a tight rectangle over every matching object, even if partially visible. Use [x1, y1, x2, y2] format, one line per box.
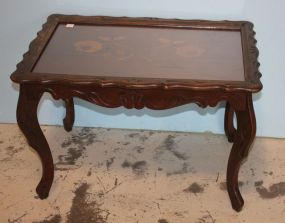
[1, 0, 284, 138]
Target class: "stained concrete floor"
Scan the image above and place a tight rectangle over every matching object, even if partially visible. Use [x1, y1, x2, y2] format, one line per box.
[0, 123, 285, 223]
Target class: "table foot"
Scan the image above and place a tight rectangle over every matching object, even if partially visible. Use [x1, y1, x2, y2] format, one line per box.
[63, 98, 75, 132]
[36, 182, 51, 199]
[224, 102, 236, 142]
[226, 94, 256, 212]
[17, 85, 54, 199]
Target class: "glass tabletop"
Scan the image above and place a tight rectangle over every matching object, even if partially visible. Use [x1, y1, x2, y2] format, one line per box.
[33, 24, 244, 81]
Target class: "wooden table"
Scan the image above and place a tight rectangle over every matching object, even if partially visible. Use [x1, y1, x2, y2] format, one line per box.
[11, 14, 262, 212]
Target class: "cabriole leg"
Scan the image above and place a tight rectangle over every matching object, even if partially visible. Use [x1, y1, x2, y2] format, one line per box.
[16, 84, 54, 199]
[226, 94, 256, 212]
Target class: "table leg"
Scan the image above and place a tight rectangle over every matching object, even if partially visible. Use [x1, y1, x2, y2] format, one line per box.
[63, 98, 75, 132]
[226, 94, 256, 212]
[16, 85, 54, 199]
[224, 102, 236, 142]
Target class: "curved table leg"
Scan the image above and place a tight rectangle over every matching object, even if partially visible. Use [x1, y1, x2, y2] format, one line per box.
[16, 85, 54, 199]
[226, 94, 256, 212]
[63, 98, 75, 132]
[224, 102, 236, 143]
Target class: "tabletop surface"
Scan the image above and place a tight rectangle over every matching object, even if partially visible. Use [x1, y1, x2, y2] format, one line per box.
[33, 24, 245, 81]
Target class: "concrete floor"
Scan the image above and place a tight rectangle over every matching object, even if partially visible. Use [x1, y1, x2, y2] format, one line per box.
[0, 123, 285, 223]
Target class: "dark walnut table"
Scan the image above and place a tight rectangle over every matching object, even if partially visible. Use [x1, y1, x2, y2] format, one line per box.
[11, 14, 262, 212]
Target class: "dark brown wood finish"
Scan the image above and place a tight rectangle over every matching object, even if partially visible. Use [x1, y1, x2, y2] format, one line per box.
[11, 14, 262, 92]
[63, 98, 75, 132]
[16, 84, 54, 199]
[227, 94, 256, 212]
[11, 14, 262, 212]
[224, 102, 237, 142]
